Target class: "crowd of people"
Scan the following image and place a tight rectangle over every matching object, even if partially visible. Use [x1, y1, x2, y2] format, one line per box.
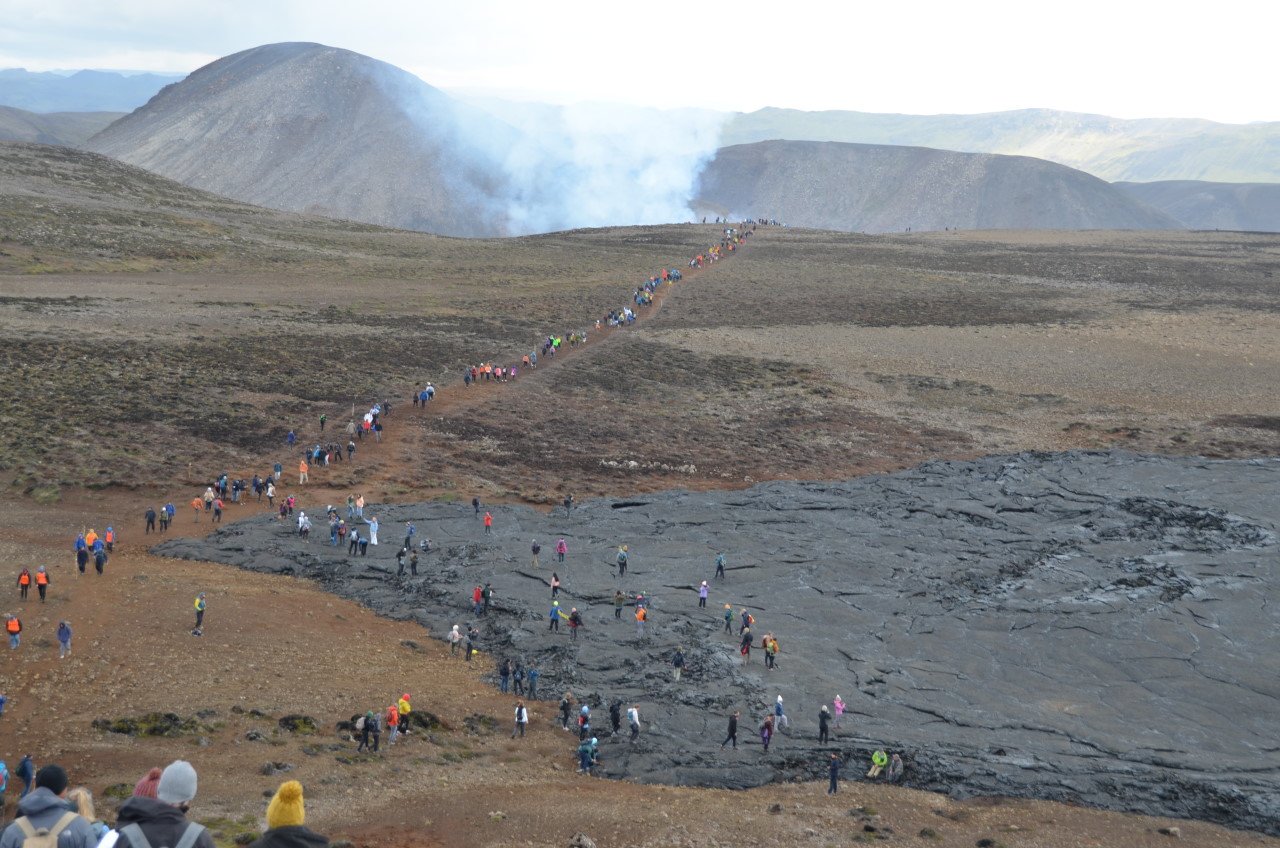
[0, 759, 330, 848]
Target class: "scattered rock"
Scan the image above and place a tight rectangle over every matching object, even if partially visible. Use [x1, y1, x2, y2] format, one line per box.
[260, 761, 295, 776]
[245, 728, 267, 742]
[567, 835, 598, 848]
[92, 712, 211, 738]
[277, 714, 318, 734]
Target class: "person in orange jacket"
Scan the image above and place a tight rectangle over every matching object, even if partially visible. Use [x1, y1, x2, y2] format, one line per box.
[385, 703, 400, 746]
[191, 498, 203, 522]
[16, 569, 30, 601]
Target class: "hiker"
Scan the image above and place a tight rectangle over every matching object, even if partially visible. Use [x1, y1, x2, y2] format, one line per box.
[15, 757, 32, 799]
[568, 607, 583, 641]
[66, 788, 109, 843]
[356, 711, 379, 753]
[721, 711, 739, 748]
[887, 753, 904, 783]
[56, 621, 71, 659]
[833, 695, 845, 729]
[867, 750, 888, 778]
[512, 702, 529, 738]
[548, 600, 562, 631]
[499, 659, 512, 693]
[634, 605, 647, 639]
[715, 551, 726, 579]
[145, 506, 157, 534]
[616, 545, 628, 576]
[465, 625, 478, 661]
[671, 647, 685, 681]
[828, 753, 841, 794]
[530, 540, 540, 568]
[483, 512, 492, 535]
[365, 516, 378, 546]
[448, 624, 462, 656]
[614, 590, 624, 619]
[550, 573, 560, 599]
[627, 704, 641, 742]
[697, 581, 708, 608]
[397, 694, 411, 735]
[193, 594, 206, 634]
[526, 663, 541, 700]
[481, 582, 493, 615]
[472, 496, 480, 516]
[5, 616, 20, 649]
[818, 705, 831, 743]
[34, 567, 48, 603]
[559, 694, 573, 730]
[774, 695, 789, 731]
[723, 604, 734, 632]
[760, 716, 774, 752]
[609, 700, 622, 737]
[556, 539, 567, 562]
[739, 626, 752, 663]
[15, 570, 28, 602]
[247, 780, 329, 848]
[385, 702, 399, 746]
[113, 760, 216, 848]
[0, 763, 96, 848]
[513, 661, 526, 696]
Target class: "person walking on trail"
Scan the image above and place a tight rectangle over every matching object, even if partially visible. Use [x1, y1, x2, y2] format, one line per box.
[56, 621, 71, 659]
[634, 605, 647, 639]
[715, 551, 726, 579]
[356, 712, 378, 753]
[616, 546, 628, 577]
[697, 581, 708, 608]
[483, 512, 493, 535]
[530, 540, 540, 569]
[397, 693, 412, 735]
[191, 497, 203, 522]
[481, 582, 493, 615]
[15, 756, 33, 800]
[559, 694, 573, 731]
[739, 626, 752, 663]
[723, 604, 734, 633]
[721, 711, 739, 749]
[0, 762, 97, 848]
[671, 647, 685, 681]
[568, 607, 583, 641]
[385, 702, 399, 746]
[472, 497, 480, 517]
[550, 573, 561, 599]
[549, 600, 562, 632]
[774, 695, 789, 731]
[145, 506, 157, 534]
[739, 609, 754, 635]
[34, 567, 48, 603]
[818, 705, 831, 743]
[193, 593, 205, 634]
[827, 753, 841, 794]
[760, 716, 774, 752]
[512, 702, 529, 738]
[627, 704, 641, 743]
[16, 569, 29, 602]
[556, 539, 567, 563]
[6, 616, 20, 649]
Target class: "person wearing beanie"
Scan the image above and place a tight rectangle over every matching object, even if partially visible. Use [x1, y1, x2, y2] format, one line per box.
[114, 761, 215, 848]
[247, 781, 329, 848]
[0, 763, 96, 848]
[133, 767, 163, 800]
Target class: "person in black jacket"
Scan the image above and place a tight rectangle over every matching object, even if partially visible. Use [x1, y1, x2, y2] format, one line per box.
[721, 711, 739, 749]
[818, 705, 831, 743]
[247, 781, 329, 848]
[114, 761, 216, 848]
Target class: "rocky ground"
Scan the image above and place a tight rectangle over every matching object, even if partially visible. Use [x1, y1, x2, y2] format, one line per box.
[0, 143, 1278, 847]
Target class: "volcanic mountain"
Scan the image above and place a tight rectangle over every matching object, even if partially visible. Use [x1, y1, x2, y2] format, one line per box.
[694, 140, 1184, 232]
[84, 42, 522, 237]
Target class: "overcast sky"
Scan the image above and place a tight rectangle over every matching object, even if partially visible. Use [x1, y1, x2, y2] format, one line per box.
[0, 0, 1272, 124]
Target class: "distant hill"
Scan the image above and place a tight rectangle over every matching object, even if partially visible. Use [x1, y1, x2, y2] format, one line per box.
[694, 140, 1183, 233]
[0, 105, 121, 146]
[0, 68, 184, 112]
[722, 107, 1280, 184]
[84, 43, 525, 237]
[1115, 181, 1280, 232]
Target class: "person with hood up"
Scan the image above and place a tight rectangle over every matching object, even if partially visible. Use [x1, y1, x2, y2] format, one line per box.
[110, 760, 216, 848]
[247, 781, 330, 848]
[0, 764, 96, 848]
[397, 694, 411, 735]
[56, 621, 71, 659]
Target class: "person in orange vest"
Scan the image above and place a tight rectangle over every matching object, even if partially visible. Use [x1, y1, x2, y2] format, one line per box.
[16, 569, 30, 601]
[34, 566, 48, 603]
[6, 615, 21, 649]
[298, 458, 309, 485]
[104, 527, 115, 552]
[191, 497, 203, 522]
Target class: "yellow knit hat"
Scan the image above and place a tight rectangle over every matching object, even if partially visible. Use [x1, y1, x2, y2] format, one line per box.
[267, 780, 305, 828]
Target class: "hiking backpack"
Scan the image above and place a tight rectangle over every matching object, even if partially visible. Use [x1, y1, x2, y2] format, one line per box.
[14, 811, 78, 848]
[118, 821, 207, 848]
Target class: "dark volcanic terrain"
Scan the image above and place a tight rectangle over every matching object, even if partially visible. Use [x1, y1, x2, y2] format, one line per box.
[157, 451, 1280, 834]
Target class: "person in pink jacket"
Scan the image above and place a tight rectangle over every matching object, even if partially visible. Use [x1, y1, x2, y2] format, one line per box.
[556, 539, 568, 563]
[833, 695, 846, 729]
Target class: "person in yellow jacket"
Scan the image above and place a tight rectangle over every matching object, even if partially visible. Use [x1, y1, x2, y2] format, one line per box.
[396, 694, 411, 736]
